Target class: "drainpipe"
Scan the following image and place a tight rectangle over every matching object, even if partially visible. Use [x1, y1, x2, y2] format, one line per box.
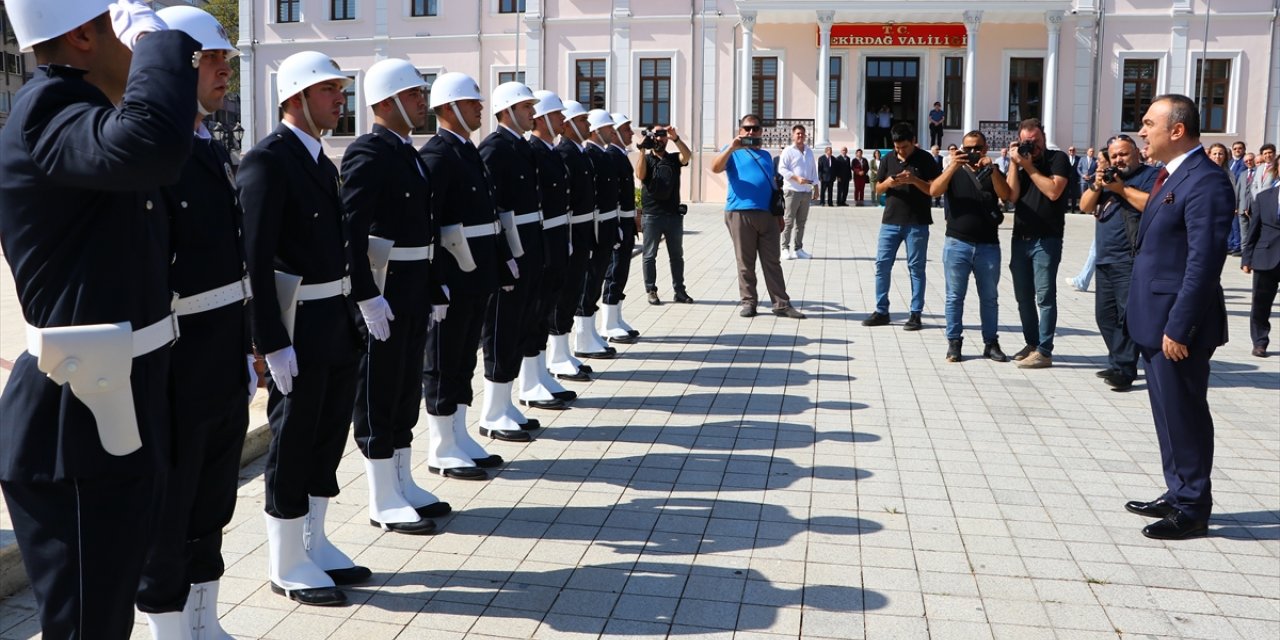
[691, 0, 702, 202]
[1267, 0, 1279, 143]
[1089, 3, 1105, 145]
[238, 0, 257, 149]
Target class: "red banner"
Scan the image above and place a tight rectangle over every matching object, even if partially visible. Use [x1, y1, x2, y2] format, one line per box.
[823, 24, 968, 48]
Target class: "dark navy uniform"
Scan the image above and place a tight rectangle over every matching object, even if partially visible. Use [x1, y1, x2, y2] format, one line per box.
[553, 138, 598, 336]
[603, 144, 639, 307]
[478, 125, 545, 383]
[136, 131, 252, 614]
[419, 129, 511, 415]
[0, 32, 199, 639]
[528, 136, 573, 354]
[342, 125, 434, 459]
[579, 141, 621, 317]
[240, 123, 360, 520]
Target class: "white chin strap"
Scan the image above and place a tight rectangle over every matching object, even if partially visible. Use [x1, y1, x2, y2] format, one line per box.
[393, 95, 415, 133]
[300, 97, 325, 139]
[450, 103, 473, 135]
[567, 118, 584, 143]
[505, 108, 525, 135]
[197, 101, 213, 117]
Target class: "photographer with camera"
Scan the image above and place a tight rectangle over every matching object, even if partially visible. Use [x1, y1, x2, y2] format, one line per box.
[928, 131, 1012, 363]
[710, 114, 805, 319]
[1005, 118, 1073, 368]
[636, 124, 693, 305]
[1079, 134, 1157, 390]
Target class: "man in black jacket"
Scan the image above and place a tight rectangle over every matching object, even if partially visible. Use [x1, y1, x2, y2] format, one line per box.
[817, 147, 835, 206]
[638, 124, 693, 305]
[575, 109, 625, 358]
[240, 50, 370, 607]
[0, 2, 196, 634]
[1242, 158, 1280, 358]
[834, 147, 854, 206]
[600, 112, 643, 344]
[549, 100, 601, 378]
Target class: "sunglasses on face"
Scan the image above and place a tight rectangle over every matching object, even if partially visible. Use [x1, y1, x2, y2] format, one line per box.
[742, 125, 762, 132]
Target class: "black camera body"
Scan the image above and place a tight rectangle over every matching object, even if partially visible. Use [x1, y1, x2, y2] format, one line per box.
[966, 151, 984, 165]
[638, 129, 658, 150]
[1101, 166, 1121, 184]
[1016, 141, 1037, 158]
[741, 136, 763, 148]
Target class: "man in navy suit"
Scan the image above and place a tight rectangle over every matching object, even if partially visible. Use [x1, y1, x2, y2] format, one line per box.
[1125, 94, 1233, 540]
[1241, 157, 1280, 358]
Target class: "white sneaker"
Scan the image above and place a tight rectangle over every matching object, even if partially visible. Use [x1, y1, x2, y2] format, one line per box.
[785, 250, 796, 260]
[795, 249, 812, 259]
[1064, 277, 1086, 292]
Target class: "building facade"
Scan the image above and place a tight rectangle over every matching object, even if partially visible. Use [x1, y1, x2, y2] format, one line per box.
[240, 0, 1280, 202]
[0, 1, 36, 129]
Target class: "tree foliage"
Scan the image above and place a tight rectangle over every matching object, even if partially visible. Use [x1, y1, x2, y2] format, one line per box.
[203, 0, 240, 95]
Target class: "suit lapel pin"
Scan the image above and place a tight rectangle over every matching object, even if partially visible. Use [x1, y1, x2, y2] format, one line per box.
[1163, 193, 1175, 204]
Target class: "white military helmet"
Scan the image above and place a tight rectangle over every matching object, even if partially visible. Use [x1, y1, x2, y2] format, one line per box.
[276, 51, 351, 105]
[428, 72, 483, 109]
[491, 82, 537, 113]
[561, 100, 588, 120]
[587, 109, 615, 133]
[363, 58, 426, 106]
[155, 5, 238, 56]
[532, 90, 564, 119]
[4, 0, 112, 52]
[611, 113, 632, 127]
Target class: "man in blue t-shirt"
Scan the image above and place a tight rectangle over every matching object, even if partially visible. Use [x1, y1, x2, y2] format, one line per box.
[1080, 134, 1158, 391]
[711, 114, 805, 319]
[928, 101, 945, 148]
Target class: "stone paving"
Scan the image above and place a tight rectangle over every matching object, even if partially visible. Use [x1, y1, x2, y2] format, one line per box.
[1, 203, 1277, 639]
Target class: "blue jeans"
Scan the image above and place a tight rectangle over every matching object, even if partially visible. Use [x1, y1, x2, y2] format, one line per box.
[942, 237, 1001, 343]
[1227, 214, 1242, 252]
[1009, 236, 1063, 355]
[1070, 238, 1096, 290]
[874, 223, 930, 314]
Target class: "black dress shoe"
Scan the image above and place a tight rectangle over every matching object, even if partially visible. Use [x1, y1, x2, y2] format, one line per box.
[324, 566, 372, 586]
[573, 348, 616, 359]
[861, 312, 890, 326]
[983, 341, 1008, 362]
[739, 304, 757, 318]
[902, 313, 923, 331]
[517, 418, 541, 430]
[554, 371, 591, 382]
[1104, 374, 1134, 391]
[626, 328, 640, 338]
[415, 501, 452, 518]
[370, 517, 438, 535]
[606, 334, 638, 344]
[552, 390, 577, 401]
[472, 454, 503, 468]
[428, 466, 489, 480]
[647, 291, 662, 305]
[1012, 344, 1036, 361]
[1142, 511, 1209, 540]
[270, 583, 347, 606]
[1095, 368, 1118, 379]
[1124, 497, 1176, 519]
[673, 292, 694, 304]
[479, 427, 533, 442]
[577, 364, 593, 374]
[1253, 345, 1269, 358]
[520, 398, 568, 410]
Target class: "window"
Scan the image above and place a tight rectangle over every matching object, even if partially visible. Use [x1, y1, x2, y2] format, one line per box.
[333, 78, 357, 136]
[638, 58, 671, 128]
[332, 0, 355, 21]
[498, 71, 526, 84]
[2, 52, 19, 75]
[277, 0, 300, 23]
[575, 58, 607, 111]
[0, 91, 10, 114]
[413, 72, 438, 135]
[827, 56, 842, 128]
[1120, 59, 1158, 132]
[499, 0, 526, 13]
[752, 56, 778, 124]
[1007, 57, 1043, 122]
[1194, 59, 1231, 134]
[943, 56, 963, 129]
[411, 0, 438, 17]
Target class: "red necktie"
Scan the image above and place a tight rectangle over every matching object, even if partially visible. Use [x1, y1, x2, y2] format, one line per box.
[1153, 167, 1169, 195]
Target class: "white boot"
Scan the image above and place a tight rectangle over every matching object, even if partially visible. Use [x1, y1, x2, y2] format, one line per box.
[393, 448, 446, 508]
[451, 404, 494, 460]
[518, 355, 558, 402]
[573, 314, 613, 355]
[615, 300, 638, 336]
[146, 611, 193, 640]
[426, 413, 474, 470]
[480, 379, 526, 432]
[188, 581, 233, 640]
[600, 304, 633, 341]
[364, 457, 422, 525]
[304, 497, 356, 572]
[264, 513, 334, 592]
[534, 352, 571, 394]
[547, 334, 584, 376]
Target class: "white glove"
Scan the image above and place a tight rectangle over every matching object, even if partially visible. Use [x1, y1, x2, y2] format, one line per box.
[264, 346, 298, 396]
[507, 259, 520, 280]
[246, 354, 259, 401]
[568, 241, 574, 257]
[357, 295, 396, 342]
[431, 305, 449, 323]
[108, 0, 168, 50]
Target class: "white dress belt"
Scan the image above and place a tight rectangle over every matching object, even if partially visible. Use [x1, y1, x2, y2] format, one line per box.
[388, 244, 433, 261]
[570, 212, 594, 224]
[27, 315, 178, 360]
[297, 276, 352, 301]
[173, 276, 253, 317]
[543, 213, 570, 229]
[463, 221, 501, 238]
[513, 210, 543, 226]
[597, 208, 619, 221]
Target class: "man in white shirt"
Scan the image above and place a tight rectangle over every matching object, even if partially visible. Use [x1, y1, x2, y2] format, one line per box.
[778, 124, 818, 259]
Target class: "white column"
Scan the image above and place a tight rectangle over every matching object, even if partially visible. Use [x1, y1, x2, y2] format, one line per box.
[1168, 15, 1190, 96]
[815, 11, 834, 149]
[237, 0, 256, 151]
[373, 0, 389, 59]
[1269, 12, 1280, 144]
[612, 2, 632, 115]
[1071, 13, 1097, 148]
[701, 0, 720, 150]
[524, 0, 543, 90]
[962, 10, 981, 133]
[739, 11, 756, 118]
[1043, 10, 1063, 147]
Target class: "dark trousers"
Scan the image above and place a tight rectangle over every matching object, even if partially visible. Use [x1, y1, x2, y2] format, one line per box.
[137, 398, 247, 612]
[551, 222, 595, 335]
[1140, 346, 1216, 520]
[352, 308, 429, 459]
[484, 224, 546, 382]
[3, 475, 156, 639]
[577, 218, 619, 317]
[836, 179, 850, 206]
[422, 293, 486, 415]
[854, 177, 867, 203]
[528, 225, 571, 352]
[1095, 261, 1139, 380]
[929, 123, 943, 148]
[1250, 266, 1280, 348]
[642, 214, 685, 295]
[1227, 215, 1242, 252]
[603, 223, 636, 305]
[819, 179, 834, 206]
[263, 355, 358, 519]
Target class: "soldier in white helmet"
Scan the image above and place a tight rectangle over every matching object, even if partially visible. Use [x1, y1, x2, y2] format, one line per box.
[600, 112, 643, 344]
[574, 109, 626, 358]
[133, 6, 253, 638]
[418, 72, 517, 480]
[341, 58, 448, 537]
[517, 90, 580, 408]
[238, 50, 369, 606]
[0, 0, 197, 635]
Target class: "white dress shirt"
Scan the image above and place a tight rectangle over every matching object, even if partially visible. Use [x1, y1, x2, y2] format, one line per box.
[778, 144, 817, 193]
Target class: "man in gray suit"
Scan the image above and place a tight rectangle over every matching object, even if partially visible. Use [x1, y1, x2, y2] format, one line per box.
[1236, 152, 1256, 250]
